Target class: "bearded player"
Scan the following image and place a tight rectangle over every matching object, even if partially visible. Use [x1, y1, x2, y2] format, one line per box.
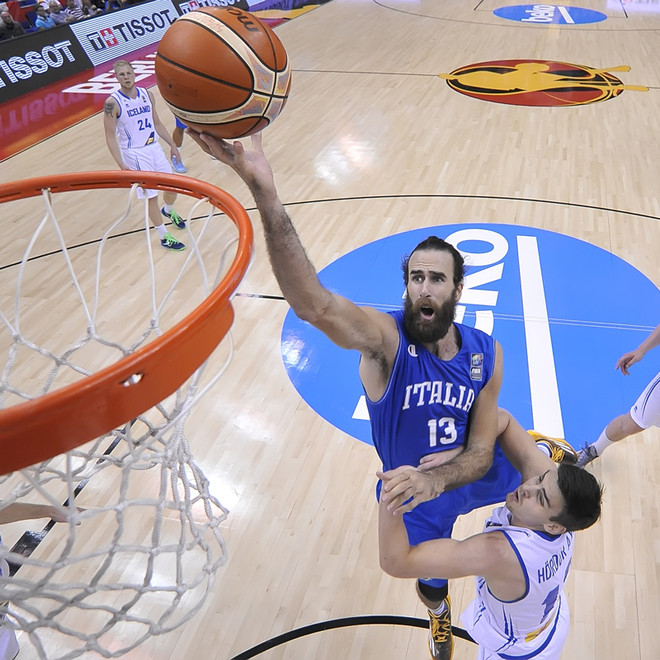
[188, 131, 578, 659]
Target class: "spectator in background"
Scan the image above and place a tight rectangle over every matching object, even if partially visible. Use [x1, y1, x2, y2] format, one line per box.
[64, 0, 85, 20]
[48, 0, 74, 24]
[0, 10, 26, 39]
[104, 0, 121, 10]
[81, 0, 101, 15]
[34, 4, 56, 28]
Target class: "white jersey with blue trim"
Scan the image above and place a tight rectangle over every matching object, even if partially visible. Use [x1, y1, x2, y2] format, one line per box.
[0, 554, 20, 660]
[460, 505, 573, 659]
[112, 87, 157, 150]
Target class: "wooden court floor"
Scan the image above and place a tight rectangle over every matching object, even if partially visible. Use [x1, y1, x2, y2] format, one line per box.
[1, 0, 660, 658]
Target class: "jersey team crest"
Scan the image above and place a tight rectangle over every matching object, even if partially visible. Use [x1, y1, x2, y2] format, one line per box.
[438, 60, 648, 106]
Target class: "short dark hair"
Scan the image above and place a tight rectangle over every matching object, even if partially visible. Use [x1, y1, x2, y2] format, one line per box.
[551, 464, 603, 532]
[401, 236, 465, 289]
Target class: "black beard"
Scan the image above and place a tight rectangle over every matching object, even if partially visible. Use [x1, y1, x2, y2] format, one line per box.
[403, 293, 457, 344]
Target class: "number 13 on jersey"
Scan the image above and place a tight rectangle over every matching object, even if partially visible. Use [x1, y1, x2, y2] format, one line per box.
[428, 417, 457, 446]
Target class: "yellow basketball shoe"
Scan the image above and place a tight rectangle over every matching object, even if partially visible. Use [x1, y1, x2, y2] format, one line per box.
[527, 430, 578, 465]
[428, 595, 453, 660]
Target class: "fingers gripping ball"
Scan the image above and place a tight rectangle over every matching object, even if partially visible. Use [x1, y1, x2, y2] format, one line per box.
[155, 7, 291, 139]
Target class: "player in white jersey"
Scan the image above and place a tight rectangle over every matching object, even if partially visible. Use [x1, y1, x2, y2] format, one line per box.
[103, 60, 186, 252]
[0, 502, 80, 660]
[577, 321, 660, 467]
[379, 409, 602, 660]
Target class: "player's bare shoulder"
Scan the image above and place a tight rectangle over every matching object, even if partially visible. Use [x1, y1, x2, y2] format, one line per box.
[103, 96, 119, 119]
[469, 529, 520, 578]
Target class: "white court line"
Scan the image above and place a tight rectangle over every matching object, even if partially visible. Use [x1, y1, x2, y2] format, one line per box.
[353, 395, 370, 420]
[557, 6, 575, 23]
[517, 236, 564, 438]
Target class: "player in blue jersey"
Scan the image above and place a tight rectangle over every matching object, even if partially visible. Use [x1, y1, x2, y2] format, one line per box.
[379, 409, 602, 660]
[188, 131, 577, 659]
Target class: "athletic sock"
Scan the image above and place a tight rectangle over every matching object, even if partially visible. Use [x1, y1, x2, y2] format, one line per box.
[430, 600, 447, 616]
[592, 428, 615, 456]
[154, 223, 168, 238]
[536, 443, 552, 459]
[163, 202, 174, 214]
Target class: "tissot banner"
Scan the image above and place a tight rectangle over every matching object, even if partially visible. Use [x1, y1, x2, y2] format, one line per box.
[69, 0, 179, 67]
[0, 27, 90, 103]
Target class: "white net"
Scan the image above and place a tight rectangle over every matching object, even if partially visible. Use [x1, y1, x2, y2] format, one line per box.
[0, 177, 250, 659]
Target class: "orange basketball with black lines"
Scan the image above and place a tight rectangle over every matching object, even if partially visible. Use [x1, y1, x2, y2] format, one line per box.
[155, 7, 291, 139]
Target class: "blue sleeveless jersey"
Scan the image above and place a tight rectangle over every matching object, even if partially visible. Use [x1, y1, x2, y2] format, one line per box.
[366, 310, 496, 472]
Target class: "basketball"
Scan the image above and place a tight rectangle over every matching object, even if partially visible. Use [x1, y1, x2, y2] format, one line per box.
[155, 7, 291, 140]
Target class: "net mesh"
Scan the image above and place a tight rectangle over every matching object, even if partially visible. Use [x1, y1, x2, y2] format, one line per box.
[0, 180, 247, 658]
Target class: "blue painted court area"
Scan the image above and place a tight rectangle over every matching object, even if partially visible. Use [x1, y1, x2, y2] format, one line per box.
[494, 4, 607, 24]
[280, 224, 660, 449]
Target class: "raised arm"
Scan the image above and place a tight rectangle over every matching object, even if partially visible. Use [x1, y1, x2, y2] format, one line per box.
[496, 408, 555, 483]
[378, 486, 526, 600]
[0, 502, 78, 524]
[380, 341, 503, 515]
[616, 322, 660, 375]
[103, 96, 126, 170]
[188, 132, 399, 393]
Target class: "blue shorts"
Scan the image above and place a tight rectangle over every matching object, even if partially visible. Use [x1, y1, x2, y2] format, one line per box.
[381, 445, 521, 589]
[175, 117, 187, 130]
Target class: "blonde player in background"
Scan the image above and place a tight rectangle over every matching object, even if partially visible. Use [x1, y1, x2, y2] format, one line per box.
[578, 322, 660, 467]
[103, 60, 186, 252]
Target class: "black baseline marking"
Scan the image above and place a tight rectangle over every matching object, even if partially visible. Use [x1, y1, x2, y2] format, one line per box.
[235, 292, 285, 300]
[228, 615, 475, 660]
[7, 424, 131, 576]
[0, 214, 213, 273]
[3, 194, 660, 273]
[279, 193, 660, 224]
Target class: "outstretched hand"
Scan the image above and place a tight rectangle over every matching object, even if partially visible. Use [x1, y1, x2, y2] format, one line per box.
[187, 130, 277, 201]
[616, 349, 645, 375]
[377, 466, 443, 516]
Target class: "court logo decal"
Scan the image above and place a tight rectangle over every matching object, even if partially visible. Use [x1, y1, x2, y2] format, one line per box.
[438, 60, 647, 106]
[280, 224, 660, 450]
[493, 5, 607, 24]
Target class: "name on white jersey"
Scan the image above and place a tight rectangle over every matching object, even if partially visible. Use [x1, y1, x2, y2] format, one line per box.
[537, 534, 572, 583]
[127, 105, 150, 117]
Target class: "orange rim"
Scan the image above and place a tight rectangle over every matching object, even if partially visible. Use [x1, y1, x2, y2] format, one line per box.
[0, 171, 254, 475]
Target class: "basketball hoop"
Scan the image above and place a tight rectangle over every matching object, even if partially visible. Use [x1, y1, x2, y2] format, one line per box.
[0, 171, 253, 658]
[0, 170, 253, 475]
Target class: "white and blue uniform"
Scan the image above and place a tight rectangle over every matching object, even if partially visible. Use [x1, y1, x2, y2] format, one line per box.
[112, 87, 172, 199]
[630, 369, 660, 429]
[366, 310, 520, 587]
[461, 506, 572, 660]
[0, 555, 19, 660]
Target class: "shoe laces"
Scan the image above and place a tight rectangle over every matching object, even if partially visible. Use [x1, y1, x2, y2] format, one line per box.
[430, 609, 451, 644]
